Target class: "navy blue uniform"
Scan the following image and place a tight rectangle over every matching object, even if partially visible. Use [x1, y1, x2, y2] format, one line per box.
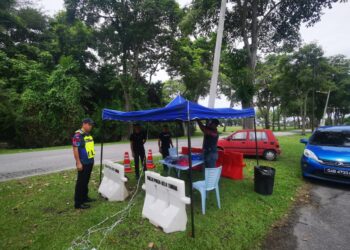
[200, 125, 219, 168]
[72, 129, 95, 207]
[130, 131, 147, 178]
[159, 131, 172, 170]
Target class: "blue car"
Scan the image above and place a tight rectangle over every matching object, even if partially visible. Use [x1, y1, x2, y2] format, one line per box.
[300, 126, 350, 184]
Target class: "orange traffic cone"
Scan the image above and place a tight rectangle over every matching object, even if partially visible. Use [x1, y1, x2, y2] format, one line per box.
[146, 149, 155, 169]
[123, 152, 133, 173]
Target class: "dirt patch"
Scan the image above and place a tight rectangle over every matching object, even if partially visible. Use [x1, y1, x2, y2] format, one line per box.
[262, 184, 312, 250]
[0, 168, 47, 181]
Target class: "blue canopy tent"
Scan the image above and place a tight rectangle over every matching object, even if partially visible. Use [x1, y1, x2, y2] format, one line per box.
[102, 95, 255, 121]
[100, 95, 257, 237]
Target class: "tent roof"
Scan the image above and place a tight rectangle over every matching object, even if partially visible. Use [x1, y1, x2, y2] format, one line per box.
[102, 95, 255, 122]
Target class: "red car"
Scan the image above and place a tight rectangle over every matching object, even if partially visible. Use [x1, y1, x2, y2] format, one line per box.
[217, 129, 281, 161]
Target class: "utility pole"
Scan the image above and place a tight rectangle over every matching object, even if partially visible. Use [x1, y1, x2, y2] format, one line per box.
[320, 89, 330, 126]
[312, 89, 315, 131]
[311, 65, 315, 131]
[208, 0, 227, 108]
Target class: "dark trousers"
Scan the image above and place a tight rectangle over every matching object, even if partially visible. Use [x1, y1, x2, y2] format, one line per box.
[203, 151, 218, 168]
[134, 150, 146, 179]
[74, 163, 93, 206]
[161, 147, 170, 170]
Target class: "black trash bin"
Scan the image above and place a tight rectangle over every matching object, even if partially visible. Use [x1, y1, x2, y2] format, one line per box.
[254, 166, 275, 195]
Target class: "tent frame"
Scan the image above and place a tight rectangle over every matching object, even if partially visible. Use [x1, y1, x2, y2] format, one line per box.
[98, 100, 259, 238]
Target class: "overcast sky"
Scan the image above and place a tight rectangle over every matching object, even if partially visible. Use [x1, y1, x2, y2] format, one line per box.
[38, 0, 350, 107]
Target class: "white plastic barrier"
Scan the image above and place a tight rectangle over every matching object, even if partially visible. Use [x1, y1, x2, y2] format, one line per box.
[142, 171, 190, 233]
[98, 160, 129, 201]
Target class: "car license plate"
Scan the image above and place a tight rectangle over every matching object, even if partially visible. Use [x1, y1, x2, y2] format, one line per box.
[324, 168, 350, 178]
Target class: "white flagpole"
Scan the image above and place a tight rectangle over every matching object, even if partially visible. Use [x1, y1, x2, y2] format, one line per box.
[208, 0, 227, 108]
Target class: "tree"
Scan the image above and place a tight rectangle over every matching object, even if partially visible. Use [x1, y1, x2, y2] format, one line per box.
[0, 2, 96, 147]
[220, 48, 254, 107]
[66, 0, 182, 112]
[182, 0, 344, 128]
[15, 56, 84, 147]
[327, 55, 350, 124]
[48, 12, 99, 114]
[167, 36, 214, 101]
[277, 43, 335, 134]
[162, 80, 186, 103]
[255, 54, 283, 129]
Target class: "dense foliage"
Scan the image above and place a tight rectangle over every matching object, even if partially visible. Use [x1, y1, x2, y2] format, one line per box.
[0, 1, 180, 147]
[253, 44, 350, 133]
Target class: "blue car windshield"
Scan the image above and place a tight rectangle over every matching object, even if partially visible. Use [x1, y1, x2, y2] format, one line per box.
[309, 131, 350, 147]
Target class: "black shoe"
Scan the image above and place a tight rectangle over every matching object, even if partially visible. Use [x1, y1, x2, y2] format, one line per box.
[75, 204, 90, 209]
[84, 198, 96, 203]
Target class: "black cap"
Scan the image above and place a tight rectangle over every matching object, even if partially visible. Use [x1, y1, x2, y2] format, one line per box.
[210, 119, 221, 126]
[82, 118, 95, 125]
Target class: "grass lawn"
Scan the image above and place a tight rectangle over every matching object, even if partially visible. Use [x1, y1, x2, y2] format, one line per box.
[0, 134, 306, 250]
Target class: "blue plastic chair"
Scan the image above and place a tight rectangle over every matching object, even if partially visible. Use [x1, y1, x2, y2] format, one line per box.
[193, 167, 222, 214]
[168, 147, 178, 157]
[167, 147, 180, 176]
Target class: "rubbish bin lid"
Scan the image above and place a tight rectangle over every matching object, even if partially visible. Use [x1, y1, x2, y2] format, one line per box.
[255, 165, 275, 175]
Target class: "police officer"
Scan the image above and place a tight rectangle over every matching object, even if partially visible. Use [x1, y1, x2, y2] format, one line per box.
[72, 118, 96, 209]
[197, 119, 220, 168]
[158, 124, 174, 170]
[130, 123, 147, 179]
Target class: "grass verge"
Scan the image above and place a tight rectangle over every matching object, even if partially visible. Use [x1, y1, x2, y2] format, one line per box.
[0, 134, 305, 249]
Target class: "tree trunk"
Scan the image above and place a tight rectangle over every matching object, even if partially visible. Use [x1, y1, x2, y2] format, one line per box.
[264, 111, 270, 129]
[121, 50, 133, 136]
[242, 99, 254, 129]
[327, 110, 331, 125]
[277, 107, 281, 131]
[341, 113, 345, 124]
[238, 0, 257, 130]
[293, 116, 296, 129]
[183, 122, 188, 137]
[302, 95, 308, 136]
[224, 98, 234, 132]
[335, 108, 340, 125]
[272, 106, 275, 131]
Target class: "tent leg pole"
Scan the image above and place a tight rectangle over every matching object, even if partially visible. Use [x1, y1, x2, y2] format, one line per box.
[253, 117, 259, 166]
[176, 122, 179, 156]
[187, 121, 195, 238]
[99, 121, 105, 184]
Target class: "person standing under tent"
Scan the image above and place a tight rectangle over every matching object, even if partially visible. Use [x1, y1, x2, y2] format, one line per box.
[197, 119, 220, 168]
[158, 124, 174, 171]
[130, 123, 147, 179]
[72, 118, 96, 209]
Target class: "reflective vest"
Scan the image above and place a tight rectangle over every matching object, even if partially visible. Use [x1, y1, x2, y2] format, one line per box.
[76, 129, 95, 159]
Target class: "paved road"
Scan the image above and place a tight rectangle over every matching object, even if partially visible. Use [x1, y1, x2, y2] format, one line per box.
[0, 138, 203, 181]
[293, 182, 350, 250]
[0, 130, 304, 181]
[264, 180, 350, 250]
